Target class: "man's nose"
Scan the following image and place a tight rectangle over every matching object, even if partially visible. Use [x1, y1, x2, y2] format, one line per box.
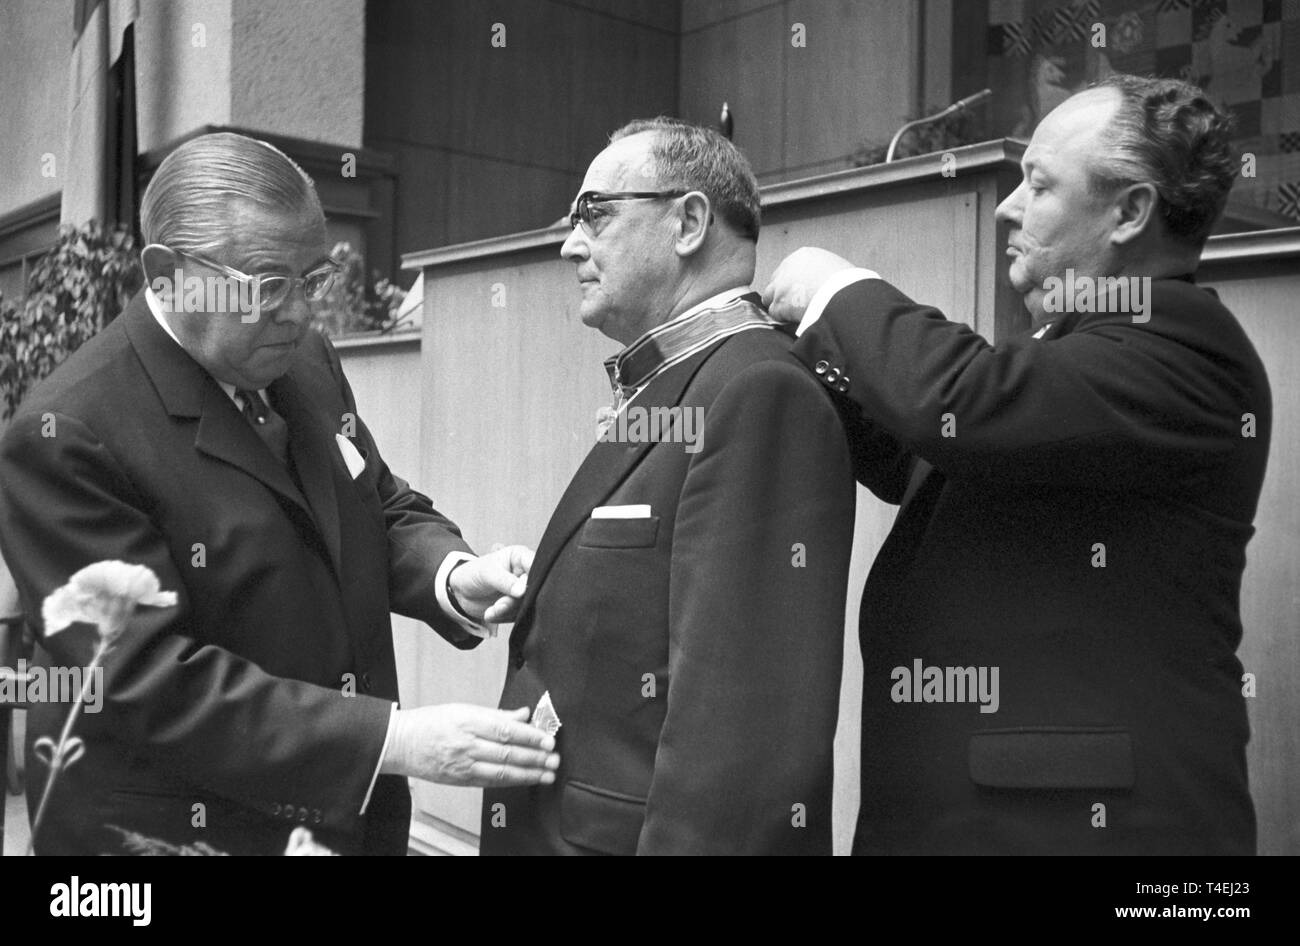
[995, 182, 1024, 226]
[274, 284, 313, 325]
[560, 226, 587, 261]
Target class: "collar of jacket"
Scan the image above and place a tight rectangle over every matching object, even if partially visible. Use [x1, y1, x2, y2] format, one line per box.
[1033, 272, 1203, 340]
[602, 290, 774, 396]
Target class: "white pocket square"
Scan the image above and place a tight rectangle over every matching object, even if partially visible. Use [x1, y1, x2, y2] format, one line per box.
[335, 434, 366, 480]
[591, 504, 651, 519]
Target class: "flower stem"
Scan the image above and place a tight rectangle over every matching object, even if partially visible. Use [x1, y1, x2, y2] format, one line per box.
[26, 635, 113, 855]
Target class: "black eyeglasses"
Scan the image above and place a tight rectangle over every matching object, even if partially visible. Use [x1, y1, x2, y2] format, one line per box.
[568, 190, 689, 233]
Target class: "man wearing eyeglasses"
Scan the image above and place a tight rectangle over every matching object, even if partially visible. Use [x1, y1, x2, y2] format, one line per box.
[480, 118, 856, 855]
[0, 132, 558, 856]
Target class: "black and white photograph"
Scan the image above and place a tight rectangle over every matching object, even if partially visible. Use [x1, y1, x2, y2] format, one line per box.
[0, 0, 1295, 907]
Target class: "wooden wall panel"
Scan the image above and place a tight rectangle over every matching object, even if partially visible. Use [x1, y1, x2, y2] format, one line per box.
[391, 147, 453, 269]
[566, 12, 682, 167]
[1198, 262, 1300, 856]
[366, 0, 679, 254]
[413, 240, 618, 839]
[679, 0, 928, 185]
[567, 0, 681, 32]
[444, 154, 578, 242]
[682, 0, 775, 33]
[782, 0, 919, 175]
[678, 4, 788, 177]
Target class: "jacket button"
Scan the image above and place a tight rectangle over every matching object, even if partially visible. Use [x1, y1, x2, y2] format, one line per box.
[298, 807, 309, 823]
[361, 672, 373, 692]
[825, 367, 840, 383]
[271, 803, 281, 816]
[814, 360, 829, 375]
[313, 809, 323, 824]
[837, 377, 850, 392]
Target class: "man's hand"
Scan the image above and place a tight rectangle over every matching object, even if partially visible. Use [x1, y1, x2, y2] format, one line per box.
[380, 704, 559, 786]
[761, 247, 857, 324]
[449, 545, 534, 624]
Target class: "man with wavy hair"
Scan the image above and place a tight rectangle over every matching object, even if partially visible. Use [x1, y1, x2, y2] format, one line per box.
[764, 75, 1271, 854]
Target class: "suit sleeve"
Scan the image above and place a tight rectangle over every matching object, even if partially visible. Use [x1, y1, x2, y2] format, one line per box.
[793, 278, 1263, 490]
[637, 361, 856, 855]
[318, 334, 480, 648]
[0, 410, 394, 836]
[836, 397, 916, 505]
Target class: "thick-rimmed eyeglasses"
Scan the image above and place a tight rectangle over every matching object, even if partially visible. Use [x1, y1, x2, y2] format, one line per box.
[568, 190, 689, 233]
[163, 246, 341, 311]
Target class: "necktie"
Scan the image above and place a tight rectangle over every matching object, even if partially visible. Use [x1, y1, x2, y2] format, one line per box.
[236, 388, 290, 466]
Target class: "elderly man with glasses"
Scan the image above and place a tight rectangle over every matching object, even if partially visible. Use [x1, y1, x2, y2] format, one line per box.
[0, 132, 558, 856]
[480, 118, 857, 855]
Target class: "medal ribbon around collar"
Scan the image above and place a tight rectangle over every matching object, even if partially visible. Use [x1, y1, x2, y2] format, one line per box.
[596, 293, 776, 436]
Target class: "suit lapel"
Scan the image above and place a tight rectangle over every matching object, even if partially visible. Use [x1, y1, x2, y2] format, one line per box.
[268, 372, 345, 583]
[123, 293, 313, 518]
[123, 292, 343, 579]
[192, 384, 311, 518]
[510, 343, 718, 648]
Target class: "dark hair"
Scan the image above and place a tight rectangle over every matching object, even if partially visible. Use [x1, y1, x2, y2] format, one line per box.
[1090, 74, 1236, 248]
[610, 117, 761, 241]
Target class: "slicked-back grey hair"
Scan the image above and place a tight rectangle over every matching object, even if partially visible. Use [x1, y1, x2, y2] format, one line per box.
[1089, 74, 1236, 248]
[139, 132, 323, 254]
[611, 117, 761, 241]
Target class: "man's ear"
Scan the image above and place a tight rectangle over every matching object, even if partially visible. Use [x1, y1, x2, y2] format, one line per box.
[1111, 182, 1159, 246]
[674, 192, 712, 258]
[140, 244, 179, 303]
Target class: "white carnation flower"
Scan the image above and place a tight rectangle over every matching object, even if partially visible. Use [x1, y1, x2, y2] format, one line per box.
[41, 560, 177, 640]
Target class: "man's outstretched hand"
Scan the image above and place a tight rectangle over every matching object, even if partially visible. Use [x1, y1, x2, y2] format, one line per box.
[381, 704, 559, 787]
[761, 246, 857, 324]
[449, 544, 534, 626]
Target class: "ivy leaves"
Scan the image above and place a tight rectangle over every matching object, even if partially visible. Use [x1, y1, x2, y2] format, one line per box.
[0, 221, 143, 419]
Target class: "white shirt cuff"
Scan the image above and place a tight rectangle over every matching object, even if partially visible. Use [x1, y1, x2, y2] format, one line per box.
[435, 550, 491, 636]
[795, 268, 880, 336]
[360, 702, 399, 815]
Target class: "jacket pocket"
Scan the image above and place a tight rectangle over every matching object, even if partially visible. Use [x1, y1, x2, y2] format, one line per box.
[968, 727, 1135, 790]
[577, 516, 660, 549]
[559, 779, 647, 855]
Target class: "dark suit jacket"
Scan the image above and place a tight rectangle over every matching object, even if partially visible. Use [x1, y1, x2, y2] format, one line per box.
[481, 326, 856, 855]
[0, 292, 479, 855]
[793, 276, 1271, 855]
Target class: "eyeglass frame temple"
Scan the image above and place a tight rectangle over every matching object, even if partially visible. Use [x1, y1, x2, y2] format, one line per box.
[568, 190, 691, 230]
